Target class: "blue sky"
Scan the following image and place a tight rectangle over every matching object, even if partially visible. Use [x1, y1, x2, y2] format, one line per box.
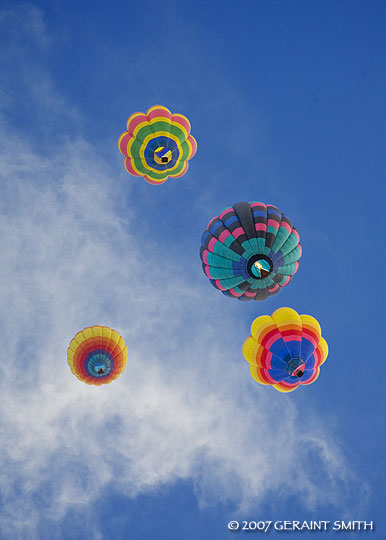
[0, 1, 385, 538]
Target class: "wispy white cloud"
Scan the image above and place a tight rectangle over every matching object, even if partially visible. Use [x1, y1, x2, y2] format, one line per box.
[0, 114, 366, 539]
[0, 3, 80, 132]
[0, 3, 49, 49]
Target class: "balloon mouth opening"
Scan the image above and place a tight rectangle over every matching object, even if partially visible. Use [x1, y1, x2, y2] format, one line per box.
[87, 353, 113, 378]
[154, 146, 172, 165]
[287, 358, 305, 378]
[95, 362, 107, 375]
[247, 255, 273, 279]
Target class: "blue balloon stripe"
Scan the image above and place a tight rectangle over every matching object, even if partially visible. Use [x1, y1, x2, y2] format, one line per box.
[224, 215, 239, 227]
[85, 349, 114, 378]
[143, 137, 180, 170]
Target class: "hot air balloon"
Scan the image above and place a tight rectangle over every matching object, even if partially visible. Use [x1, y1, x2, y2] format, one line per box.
[118, 105, 197, 185]
[67, 326, 128, 385]
[242, 307, 328, 392]
[200, 202, 301, 301]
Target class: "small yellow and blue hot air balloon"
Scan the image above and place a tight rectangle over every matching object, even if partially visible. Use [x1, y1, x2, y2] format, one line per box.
[67, 326, 128, 386]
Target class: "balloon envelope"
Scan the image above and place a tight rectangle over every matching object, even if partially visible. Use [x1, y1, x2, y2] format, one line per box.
[67, 326, 128, 385]
[118, 105, 197, 185]
[200, 202, 301, 301]
[242, 307, 328, 392]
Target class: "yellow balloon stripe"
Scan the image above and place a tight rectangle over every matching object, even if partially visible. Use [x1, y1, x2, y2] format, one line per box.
[242, 337, 265, 367]
[250, 364, 270, 385]
[300, 314, 321, 340]
[251, 315, 274, 341]
[273, 382, 298, 393]
[272, 307, 302, 332]
[317, 337, 329, 365]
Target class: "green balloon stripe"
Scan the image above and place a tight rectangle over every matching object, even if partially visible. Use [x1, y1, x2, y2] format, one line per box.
[271, 227, 291, 253]
[212, 241, 241, 262]
[218, 275, 246, 289]
[277, 262, 297, 275]
[131, 157, 185, 179]
[283, 247, 301, 264]
[135, 121, 187, 144]
[280, 233, 300, 256]
[205, 252, 238, 268]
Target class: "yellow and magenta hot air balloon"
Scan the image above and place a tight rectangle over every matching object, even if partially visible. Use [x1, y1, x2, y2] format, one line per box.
[242, 308, 328, 392]
[118, 105, 197, 185]
[67, 326, 128, 385]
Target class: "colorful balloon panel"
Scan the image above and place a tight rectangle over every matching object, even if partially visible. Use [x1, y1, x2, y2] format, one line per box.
[118, 105, 197, 185]
[67, 326, 128, 385]
[242, 307, 328, 392]
[200, 202, 301, 301]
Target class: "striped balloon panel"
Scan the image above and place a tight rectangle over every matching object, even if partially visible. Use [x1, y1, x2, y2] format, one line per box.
[118, 105, 197, 185]
[67, 326, 128, 386]
[242, 308, 328, 393]
[200, 202, 301, 301]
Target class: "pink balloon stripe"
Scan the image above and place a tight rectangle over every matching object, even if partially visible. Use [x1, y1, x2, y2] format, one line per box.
[260, 349, 273, 369]
[280, 220, 292, 233]
[229, 287, 243, 297]
[219, 208, 233, 219]
[244, 290, 256, 298]
[250, 202, 266, 208]
[263, 332, 282, 350]
[204, 265, 212, 278]
[216, 280, 227, 291]
[147, 106, 172, 122]
[278, 380, 300, 390]
[301, 333, 319, 350]
[232, 227, 245, 239]
[267, 219, 280, 229]
[208, 237, 217, 252]
[187, 135, 197, 157]
[144, 175, 167, 185]
[124, 158, 140, 177]
[118, 132, 131, 155]
[172, 114, 191, 134]
[127, 113, 147, 136]
[260, 367, 278, 385]
[218, 229, 231, 242]
[303, 368, 319, 384]
[282, 333, 302, 342]
[292, 228, 300, 242]
[268, 284, 279, 293]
